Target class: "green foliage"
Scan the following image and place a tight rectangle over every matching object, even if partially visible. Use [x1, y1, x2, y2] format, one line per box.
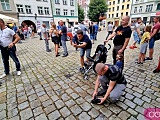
[88, 0, 108, 22]
[78, 5, 84, 22]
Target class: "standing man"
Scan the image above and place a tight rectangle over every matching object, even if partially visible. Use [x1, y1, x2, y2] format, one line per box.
[89, 22, 95, 44]
[72, 30, 92, 73]
[59, 20, 68, 57]
[146, 16, 160, 60]
[41, 23, 51, 52]
[0, 18, 21, 78]
[106, 22, 114, 39]
[94, 22, 99, 40]
[79, 22, 88, 35]
[104, 16, 132, 69]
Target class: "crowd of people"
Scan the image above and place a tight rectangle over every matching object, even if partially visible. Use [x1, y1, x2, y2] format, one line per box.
[0, 15, 160, 104]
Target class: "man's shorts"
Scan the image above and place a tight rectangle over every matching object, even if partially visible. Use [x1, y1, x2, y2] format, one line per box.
[80, 48, 91, 58]
[140, 42, 148, 54]
[133, 31, 141, 43]
[149, 37, 155, 49]
[90, 34, 94, 40]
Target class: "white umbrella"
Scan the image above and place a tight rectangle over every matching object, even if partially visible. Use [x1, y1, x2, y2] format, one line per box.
[0, 14, 18, 23]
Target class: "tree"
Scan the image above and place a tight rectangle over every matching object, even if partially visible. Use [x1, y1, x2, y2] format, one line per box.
[88, 0, 108, 22]
[78, 5, 84, 22]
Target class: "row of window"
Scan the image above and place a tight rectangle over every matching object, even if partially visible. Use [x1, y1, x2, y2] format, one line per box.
[55, 0, 74, 6]
[56, 9, 74, 16]
[36, 0, 48, 2]
[108, 4, 129, 12]
[17, 5, 50, 15]
[109, 0, 130, 5]
[134, 4, 153, 13]
[108, 12, 128, 18]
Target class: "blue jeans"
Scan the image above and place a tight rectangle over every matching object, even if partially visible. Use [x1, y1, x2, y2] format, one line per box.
[80, 48, 91, 58]
[94, 32, 98, 40]
[44, 39, 50, 51]
[0, 45, 21, 74]
[61, 40, 68, 55]
[149, 37, 155, 49]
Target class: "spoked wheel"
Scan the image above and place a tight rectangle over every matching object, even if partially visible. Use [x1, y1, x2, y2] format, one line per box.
[84, 75, 89, 80]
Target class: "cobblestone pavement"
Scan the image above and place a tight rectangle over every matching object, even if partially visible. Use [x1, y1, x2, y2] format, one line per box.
[0, 30, 160, 120]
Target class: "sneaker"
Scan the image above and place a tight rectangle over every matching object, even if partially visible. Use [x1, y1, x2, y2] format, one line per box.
[129, 46, 134, 49]
[153, 69, 160, 73]
[0, 74, 7, 79]
[17, 71, 21, 76]
[145, 57, 153, 60]
[97, 89, 107, 96]
[79, 67, 85, 74]
[135, 62, 142, 64]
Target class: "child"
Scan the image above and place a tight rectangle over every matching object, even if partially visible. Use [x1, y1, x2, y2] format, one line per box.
[116, 53, 124, 71]
[136, 25, 151, 64]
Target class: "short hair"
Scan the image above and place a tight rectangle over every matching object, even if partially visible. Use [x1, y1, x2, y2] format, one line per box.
[0, 18, 5, 24]
[145, 25, 152, 33]
[95, 63, 105, 73]
[154, 16, 160, 20]
[76, 30, 83, 35]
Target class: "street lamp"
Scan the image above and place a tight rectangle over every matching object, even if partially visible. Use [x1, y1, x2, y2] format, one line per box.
[17, 12, 19, 25]
[35, 13, 37, 20]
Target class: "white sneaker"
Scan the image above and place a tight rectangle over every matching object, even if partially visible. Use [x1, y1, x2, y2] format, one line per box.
[0, 74, 7, 79]
[17, 71, 21, 76]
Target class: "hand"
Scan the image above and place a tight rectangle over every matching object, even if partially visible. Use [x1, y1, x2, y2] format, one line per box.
[118, 49, 123, 54]
[98, 97, 106, 104]
[104, 40, 108, 44]
[92, 90, 97, 99]
[73, 44, 77, 47]
[8, 42, 14, 48]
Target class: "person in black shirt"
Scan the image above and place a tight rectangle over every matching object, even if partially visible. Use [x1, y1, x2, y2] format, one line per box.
[89, 22, 95, 44]
[92, 63, 127, 104]
[72, 30, 92, 73]
[104, 16, 132, 69]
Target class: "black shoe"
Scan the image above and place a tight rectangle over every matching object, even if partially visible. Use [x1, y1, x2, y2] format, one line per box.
[62, 53, 68, 57]
[153, 69, 160, 73]
[97, 89, 107, 96]
[145, 57, 153, 60]
[56, 54, 60, 57]
[47, 50, 51, 52]
[79, 67, 85, 74]
[91, 96, 101, 104]
[135, 62, 142, 64]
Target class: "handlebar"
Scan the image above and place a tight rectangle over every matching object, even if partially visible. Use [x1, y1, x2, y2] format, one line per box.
[104, 43, 111, 50]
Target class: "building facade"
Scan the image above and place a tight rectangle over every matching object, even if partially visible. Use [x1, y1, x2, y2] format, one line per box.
[51, 0, 78, 27]
[106, 0, 132, 27]
[14, 0, 53, 29]
[0, 0, 17, 19]
[130, 0, 160, 25]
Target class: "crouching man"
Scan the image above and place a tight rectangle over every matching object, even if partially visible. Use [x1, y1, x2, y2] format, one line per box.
[93, 63, 127, 104]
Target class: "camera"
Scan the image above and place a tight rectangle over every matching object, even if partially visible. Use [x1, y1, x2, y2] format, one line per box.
[91, 96, 101, 104]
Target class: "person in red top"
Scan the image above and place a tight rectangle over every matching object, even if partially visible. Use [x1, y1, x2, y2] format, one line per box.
[146, 16, 160, 60]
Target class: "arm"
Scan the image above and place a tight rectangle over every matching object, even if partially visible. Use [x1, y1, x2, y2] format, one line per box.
[150, 29, 158, 38]
[8, 34, 20, 48]
[104, 32, 116, 43]
[118, 38, 130, 54]
[92, 75, 101, 99]
[73, 42, 87, 48]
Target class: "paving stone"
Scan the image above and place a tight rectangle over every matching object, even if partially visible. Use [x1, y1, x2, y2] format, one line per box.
[28, 94, 38, 102]
[30, 99, 41, 109]
[118, 111, 130, 120]
[20, 108, 33, 120]
[55, 100, 65, 109]
[35, 114, 48, 120]
[133, 97, 144, 106]
[141, 96, 151, 103]
[9, 116, 20, 120]
[0, 103, 6, 111]
[100, 107, 112, 118]
[133, 92, 142, 98]
[44, 104, 56, 115]
[51, 95, 59, 102]
[88, 108, 99, 118]
[70, 92, 80, 99]
[33, 106, 43, 117]
[39, 94, 50, 102]
[60, 107, 71, 118]
[76, 97, 85, 105]
[80, 102, 92, 111]
[116, 102, 128, 110]
[135, 106, 145, 114]
[78, 112, 91, 120]
[108, 104, 122, 114]
[70, 104, 83, 116]
[0, 110, 6, 119]
[125, 93, 135, 100]
[109, 115, 122, 120]
[42, 100, 52, 108]
[65, 88, 74, 94]
[37, 91, 46, 97]
[65, 115, 76, 120]
[65, 99, 76, 108]
[127, 108, 138, 116]
[18, 101, 29, 110]
[48, 110, 61, 120]
[95, 114, 107, 120]
[124, 99, 136, 109]
[61, 93, 70, 102]
[137, 114, 145, 120]
[7, 108, 18, 118]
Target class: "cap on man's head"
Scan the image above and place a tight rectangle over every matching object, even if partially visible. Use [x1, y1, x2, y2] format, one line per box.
[95, 63, 105, 73]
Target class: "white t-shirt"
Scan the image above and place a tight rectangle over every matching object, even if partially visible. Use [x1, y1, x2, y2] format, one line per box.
[0, 27, 15, 47]
[108, 24, 113, 31]
[41, 27, 48, 39]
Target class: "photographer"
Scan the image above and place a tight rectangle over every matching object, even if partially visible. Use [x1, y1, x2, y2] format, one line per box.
[92, 63, 127, 104]
[72, 30, 92, 73]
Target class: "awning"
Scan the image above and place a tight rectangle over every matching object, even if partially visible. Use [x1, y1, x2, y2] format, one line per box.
[0, 14, 18, 23]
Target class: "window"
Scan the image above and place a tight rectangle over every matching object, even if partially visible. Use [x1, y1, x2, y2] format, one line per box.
[25, 5, 32, 14]
[55, 0, 60, 4]
[112, 14, 114, 18]
[123, 0, 125, 2]
[36, 0, 41, 1]
[108, 8, 111, 12]
[63, 0, 67, 5]
[38, 6, 43, 15]
[70, 10, 74, 16]
[116, 13, 118, 17]
[157, 3, 160, 10]
[113, 7, 114, 11]
[43, 0, 48, 1]
[17, 4, 24, 13]
[109, 14, 110, 18]
[1, 0, 11, 10]
[44, 7, 49, 15]
[145, 4, 153, 12]
[109, 2, 111, 5]
[128, 0, 130, 1]
[63, 9, 68, 15]
[121, 12, 123, 16]
[126, 12, 128, 16]
[134, 7, 137, 13]
[113, 1, 115, 5]
[122, 5, 124, 10]
[127, 4, 129, 9]
[70, 0, 74, 6]
[139, 6, 143, 12]
[56, 8, 60, 15]
[117, 6, 119, 10]
[118, 0, 120, 4]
